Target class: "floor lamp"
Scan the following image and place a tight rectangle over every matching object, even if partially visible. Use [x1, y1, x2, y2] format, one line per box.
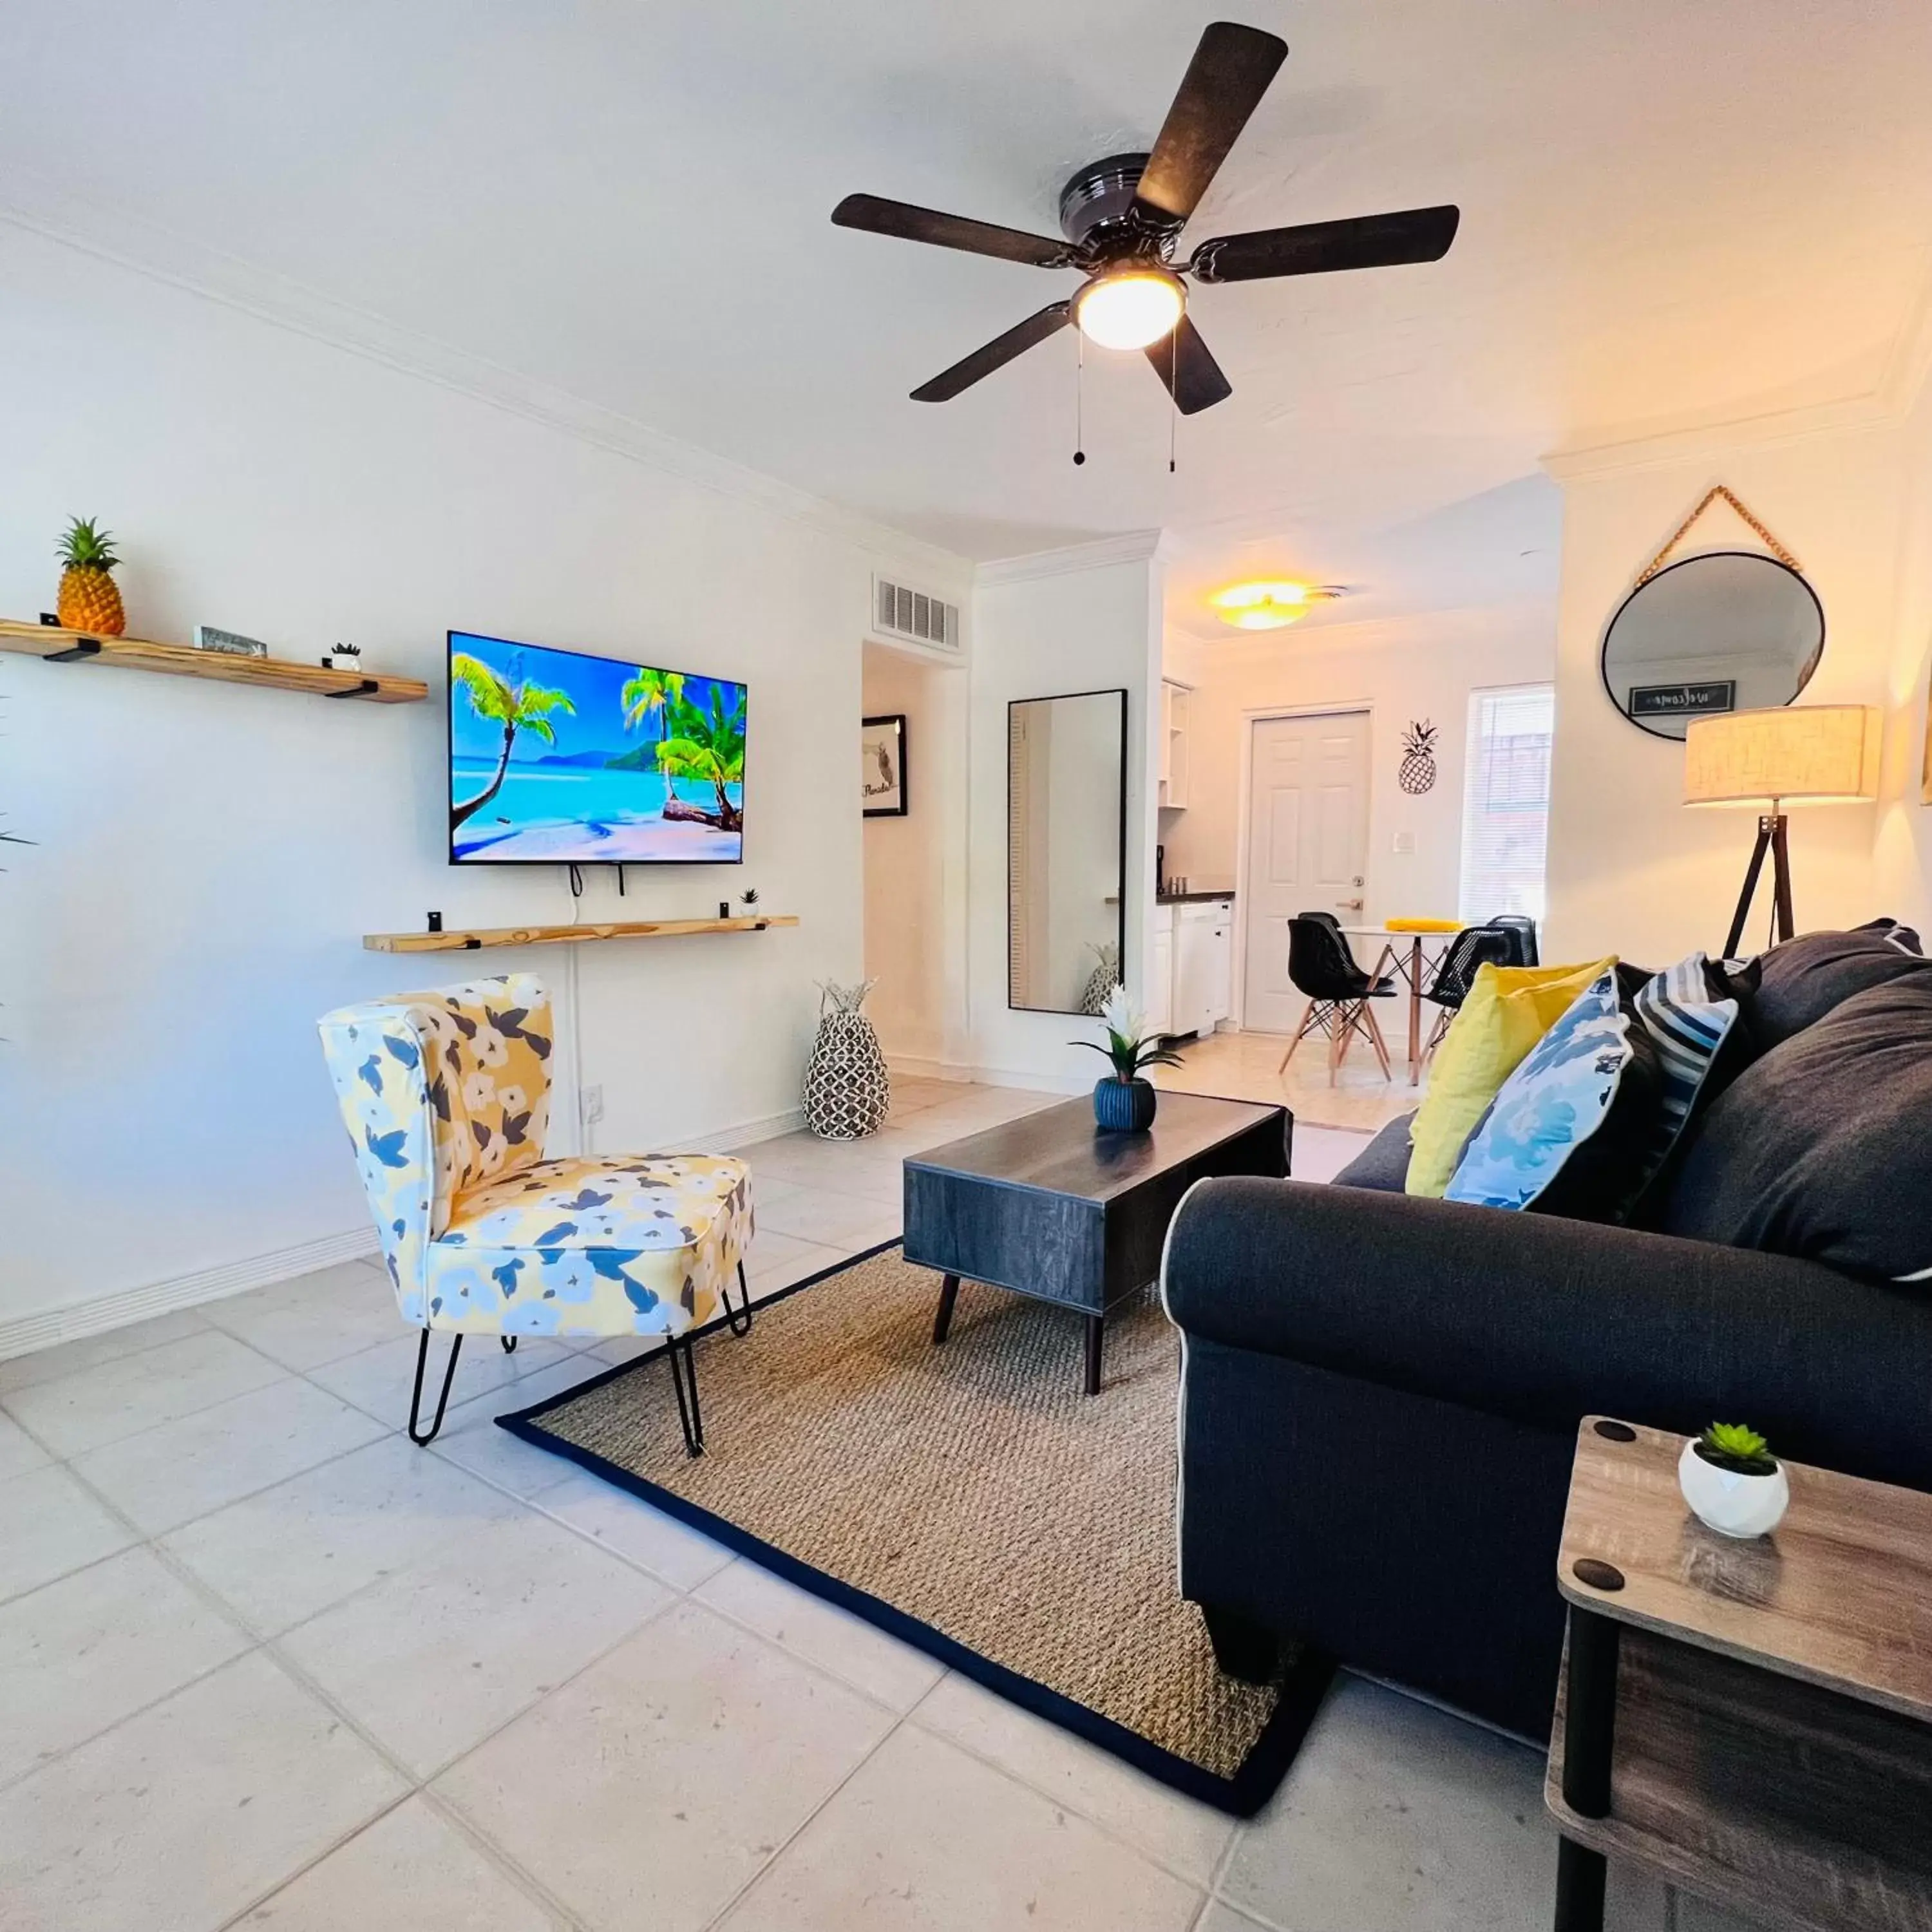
[1684, 705, 1879, 959]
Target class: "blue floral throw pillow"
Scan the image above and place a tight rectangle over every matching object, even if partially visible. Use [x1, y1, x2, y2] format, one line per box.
[1446, 963, 1662, 1220]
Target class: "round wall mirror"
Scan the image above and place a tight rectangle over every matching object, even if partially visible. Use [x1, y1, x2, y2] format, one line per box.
[1600, 550, 1824, 741]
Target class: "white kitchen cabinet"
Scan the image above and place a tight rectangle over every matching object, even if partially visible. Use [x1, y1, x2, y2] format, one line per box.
[1157, 679, 1192, 810]
[1148, 913, 1174, 1037]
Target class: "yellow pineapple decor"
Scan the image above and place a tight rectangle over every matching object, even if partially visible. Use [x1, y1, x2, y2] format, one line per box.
[55, 517, 126, 636]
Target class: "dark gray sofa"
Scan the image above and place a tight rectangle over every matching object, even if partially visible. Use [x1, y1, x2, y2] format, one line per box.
[1162, 927, 1932, 1739]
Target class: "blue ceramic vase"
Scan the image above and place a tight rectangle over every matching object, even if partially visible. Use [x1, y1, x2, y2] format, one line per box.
[1093, 1076, 1157, 1132]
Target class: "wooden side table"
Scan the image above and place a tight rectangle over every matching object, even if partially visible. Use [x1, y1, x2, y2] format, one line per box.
[1546, 1417, 1932, 1932]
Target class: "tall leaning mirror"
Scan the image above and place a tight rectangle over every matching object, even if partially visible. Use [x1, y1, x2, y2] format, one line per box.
[1008, 688, 1128, 1015]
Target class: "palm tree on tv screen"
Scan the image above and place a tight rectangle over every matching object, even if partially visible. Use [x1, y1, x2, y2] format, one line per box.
[656, 685, 746, 831]
[620, 667, 685, 742]
[450, 652, 576, 830]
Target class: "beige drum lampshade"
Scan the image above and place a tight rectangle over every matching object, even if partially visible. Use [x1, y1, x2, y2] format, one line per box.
[1684, 705, 1880, 808]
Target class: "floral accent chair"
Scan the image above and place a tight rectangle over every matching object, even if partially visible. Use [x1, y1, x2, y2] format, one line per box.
[318, 973, 753, 1452]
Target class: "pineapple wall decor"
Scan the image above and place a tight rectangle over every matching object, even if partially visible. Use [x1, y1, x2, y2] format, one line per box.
[55, 518, 126, 636]
[1398, 721, 1439, 796]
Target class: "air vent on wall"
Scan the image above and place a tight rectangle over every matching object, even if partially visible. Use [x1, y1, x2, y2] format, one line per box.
[873, 575, 961, 652]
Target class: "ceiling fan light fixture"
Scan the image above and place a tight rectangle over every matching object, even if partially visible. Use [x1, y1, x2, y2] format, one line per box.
[1073, 268, 1185, 351]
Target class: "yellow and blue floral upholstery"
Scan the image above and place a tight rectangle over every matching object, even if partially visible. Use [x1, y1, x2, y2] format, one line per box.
[318, 975, 752, 1341]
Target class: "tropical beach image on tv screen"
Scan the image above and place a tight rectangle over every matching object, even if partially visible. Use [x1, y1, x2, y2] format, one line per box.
[448, 632, 746, 864]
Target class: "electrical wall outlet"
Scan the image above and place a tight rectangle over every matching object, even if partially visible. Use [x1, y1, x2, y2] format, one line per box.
[1392, 831, 1416, 855]
[581, 1084, 605, 1126]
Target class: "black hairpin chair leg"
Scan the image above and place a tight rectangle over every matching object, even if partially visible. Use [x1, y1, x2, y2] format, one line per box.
[724, 1260, 753, 1338]
[666, 1335, 705, 1456]
[501, 1336, 518, 1354]
[407, 1330, 464, 1446]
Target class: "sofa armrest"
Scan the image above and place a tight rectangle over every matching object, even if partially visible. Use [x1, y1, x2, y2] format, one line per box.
[1163, 1177, 1932, 1491]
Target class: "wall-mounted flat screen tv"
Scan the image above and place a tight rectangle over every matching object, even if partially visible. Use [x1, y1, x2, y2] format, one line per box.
[448, 631, 745, 865]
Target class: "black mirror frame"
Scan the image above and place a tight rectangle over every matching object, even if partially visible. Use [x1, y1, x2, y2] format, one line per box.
[1600, 549, 1825, 743]
[1006, 687, 1130, 1016]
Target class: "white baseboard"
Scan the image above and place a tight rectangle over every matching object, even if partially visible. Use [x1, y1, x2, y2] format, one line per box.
[965, 1064, 1092, 1096]
[0, 1225, 381, 1365]
[679, 1104, 806, 1154]
[884, 1054, 973, 1084]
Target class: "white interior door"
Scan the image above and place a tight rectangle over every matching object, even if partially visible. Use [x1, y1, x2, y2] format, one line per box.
[1242, 710, 1372, 1034]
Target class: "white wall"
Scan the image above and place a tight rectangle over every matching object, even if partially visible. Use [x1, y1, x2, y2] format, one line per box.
[1159, 605, 1557, 931]
[860, 640, 966, 1069]
[1544, 428, 1908, 966]
[0, 222, 969, 1337]
[1873, 374, 1932, 936]
[967, 543, 1163, 1087]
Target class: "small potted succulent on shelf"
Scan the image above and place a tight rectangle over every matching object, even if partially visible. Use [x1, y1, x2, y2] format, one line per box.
[1678, 1421, 1790, 1539]
[323, 641, 363, 672]
[1073, 985, 1183, 1133]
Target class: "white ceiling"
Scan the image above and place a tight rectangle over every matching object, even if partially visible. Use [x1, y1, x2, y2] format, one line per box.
[5, 1, 1932, 638]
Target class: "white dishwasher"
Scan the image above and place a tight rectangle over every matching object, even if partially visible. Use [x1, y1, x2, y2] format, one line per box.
[1173, 897, 1235, 1039]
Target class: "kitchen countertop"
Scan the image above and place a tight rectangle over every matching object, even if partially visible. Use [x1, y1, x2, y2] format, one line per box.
[1157, 888, 1236, 904]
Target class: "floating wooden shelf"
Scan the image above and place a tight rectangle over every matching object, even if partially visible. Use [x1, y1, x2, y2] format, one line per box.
[364, 915, 799, 953]
[0, 618, 428, 703]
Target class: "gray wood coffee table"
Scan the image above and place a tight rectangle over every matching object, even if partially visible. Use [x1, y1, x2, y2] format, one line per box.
[902, 1092, 1289, 1396]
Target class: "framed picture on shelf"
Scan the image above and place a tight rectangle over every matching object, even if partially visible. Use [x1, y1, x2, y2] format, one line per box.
[862, 714, 907, 817]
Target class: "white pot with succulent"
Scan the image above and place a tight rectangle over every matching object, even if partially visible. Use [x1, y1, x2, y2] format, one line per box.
[1678, 1421, 1790, 1539]
[325, 642, 363, 672]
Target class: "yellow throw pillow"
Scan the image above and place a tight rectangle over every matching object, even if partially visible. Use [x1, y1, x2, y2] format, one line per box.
[1405, 958, 1616, 1197]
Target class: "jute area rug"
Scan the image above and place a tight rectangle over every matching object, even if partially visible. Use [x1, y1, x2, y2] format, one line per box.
[498, 1242, 1333, 1815]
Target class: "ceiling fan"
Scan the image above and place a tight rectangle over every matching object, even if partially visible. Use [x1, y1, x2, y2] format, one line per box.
[831, 21, 1459, 415]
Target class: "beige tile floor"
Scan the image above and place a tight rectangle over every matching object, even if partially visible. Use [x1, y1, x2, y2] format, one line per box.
[0, 1078, 1757, 1932]
[1154, 1027, 1426, 1134]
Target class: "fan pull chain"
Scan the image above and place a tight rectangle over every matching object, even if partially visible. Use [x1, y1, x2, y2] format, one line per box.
[1073, 330, 1086, 466]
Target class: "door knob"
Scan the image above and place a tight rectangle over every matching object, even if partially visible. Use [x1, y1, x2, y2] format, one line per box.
[1338, 898, 1363, 911]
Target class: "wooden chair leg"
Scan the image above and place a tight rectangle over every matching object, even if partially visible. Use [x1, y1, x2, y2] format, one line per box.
[1361, 1001, 1393, 1080]
[1330, 999, 1359, 1084]
[1278, 1003, 1321, 1074]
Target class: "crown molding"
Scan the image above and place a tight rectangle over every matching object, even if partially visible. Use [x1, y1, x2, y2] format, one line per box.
[1540, 392, 1904, 485]
[974, 530, 1166, 587]
[0, 178, 973, 589]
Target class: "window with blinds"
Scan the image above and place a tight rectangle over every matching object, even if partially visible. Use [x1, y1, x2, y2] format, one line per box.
[1458, 683, 1555, 923]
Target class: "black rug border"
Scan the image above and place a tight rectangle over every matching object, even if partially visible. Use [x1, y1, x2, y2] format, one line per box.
[493, 1237, 1334, 1818]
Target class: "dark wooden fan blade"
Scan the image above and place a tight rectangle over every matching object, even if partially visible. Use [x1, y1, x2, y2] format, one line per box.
[911, 302, 1072, 402]
[832, 193, 1073, 268]
[1133, 23, 1288, 224]
[1144, 314, 1232, 415]
[1189, 205, 1460, 283]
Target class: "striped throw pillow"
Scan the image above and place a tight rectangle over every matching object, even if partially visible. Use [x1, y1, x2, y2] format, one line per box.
[1633, 951, 1739, 1182]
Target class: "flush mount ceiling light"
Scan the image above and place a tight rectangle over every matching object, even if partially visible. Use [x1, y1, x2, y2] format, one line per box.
[1072, 267, 1186, 351]
[1209, 582, 1344, 630]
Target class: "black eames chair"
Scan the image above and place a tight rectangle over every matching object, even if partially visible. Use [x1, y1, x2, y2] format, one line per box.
[1421, 925, 1515, 1057]
[1280, 916, 1397, 1083]
[1486, 913, 1539, 967]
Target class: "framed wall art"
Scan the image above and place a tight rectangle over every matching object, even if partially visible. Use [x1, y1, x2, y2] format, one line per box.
[862, 713, 907, 817]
